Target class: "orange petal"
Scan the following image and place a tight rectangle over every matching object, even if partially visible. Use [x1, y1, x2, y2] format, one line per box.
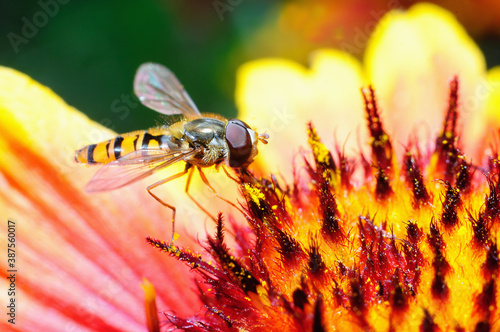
[0, 67, 209, 330]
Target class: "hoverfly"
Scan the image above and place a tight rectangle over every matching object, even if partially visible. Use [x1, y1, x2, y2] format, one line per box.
[75, 63, 268, 243]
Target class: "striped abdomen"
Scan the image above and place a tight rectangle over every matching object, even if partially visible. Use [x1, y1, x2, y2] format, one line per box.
[75, 130, 170, 165]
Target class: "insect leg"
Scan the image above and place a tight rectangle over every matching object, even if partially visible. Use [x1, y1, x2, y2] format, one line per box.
[197, 167, 246, 215]
[184, 166, 217, 222]
[147, 168, 189, 245]
[221, 165, 240, 183]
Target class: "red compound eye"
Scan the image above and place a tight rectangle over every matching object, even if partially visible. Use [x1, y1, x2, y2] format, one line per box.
[226, 119, 253, 168]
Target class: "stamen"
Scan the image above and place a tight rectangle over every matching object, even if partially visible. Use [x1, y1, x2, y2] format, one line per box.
[307, 122, 337, 185]
[140, 279, 160, 332]
[474, 279, 496, 320]
[468, 211, 491, 248]
[428, 222, 450, 301]
[420, 309, 439, 332]
[482, 242, 499, 279]
[389, 269, 409, 315]
[207, 233, 261, 294]
[361, 85, 393, 173]
[484, 175, 500, 222]
[312, 294, 326, 332]
[375, 165, 393, 201]
[404, 152, 431, 208]
[439, 181, 461, 229]
[434, 76, 461, 183]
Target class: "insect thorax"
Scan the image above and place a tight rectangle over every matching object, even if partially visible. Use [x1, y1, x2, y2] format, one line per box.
[183, 118, 228, 167]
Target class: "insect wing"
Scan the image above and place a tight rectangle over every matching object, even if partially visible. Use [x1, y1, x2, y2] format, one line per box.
[85, 148, 198, 192]
[134, 63, 201, 117]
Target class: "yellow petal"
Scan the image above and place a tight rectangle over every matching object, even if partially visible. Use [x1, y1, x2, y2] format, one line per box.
[365, 3, 487, 157]
[236, 49, 364, 178]
[485, 66, 500, 126]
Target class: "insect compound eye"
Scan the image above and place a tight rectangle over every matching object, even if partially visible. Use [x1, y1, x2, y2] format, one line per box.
[226, 119, 254, 168]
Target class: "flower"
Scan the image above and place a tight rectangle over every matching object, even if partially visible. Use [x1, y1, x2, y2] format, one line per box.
[1, 3, 500, 332]
[150, 78, 500, 331]
[238, 3, 488, 179]
[151, 4, 500, 331]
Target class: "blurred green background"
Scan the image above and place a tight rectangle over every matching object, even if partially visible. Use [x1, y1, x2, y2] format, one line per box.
[1, 0, 499, 133]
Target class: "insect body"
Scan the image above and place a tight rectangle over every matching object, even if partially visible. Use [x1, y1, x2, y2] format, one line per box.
[75, 63, 268, 243]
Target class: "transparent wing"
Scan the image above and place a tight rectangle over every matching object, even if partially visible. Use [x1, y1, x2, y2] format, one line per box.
[134, 62, 201, 117]
[85, 148, 198, 192]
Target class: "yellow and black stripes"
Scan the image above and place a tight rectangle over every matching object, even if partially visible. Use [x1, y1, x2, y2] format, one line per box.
[113, 136, 124, 160]
[141, 133, 161, 150]
[75, 130, 168, 165]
